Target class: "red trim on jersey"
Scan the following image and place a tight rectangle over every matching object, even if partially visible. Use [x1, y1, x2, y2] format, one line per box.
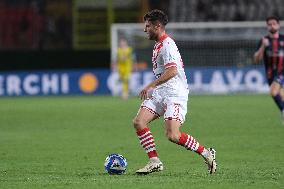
[152, 42, 164, 63]
[155, 43, 163, 55]
[158, 34, 168, 43]
[268, 56, 273, 79]
[154, 42, 163, 52]
[273, 39, 278, 70]
[165, 62, 177, 69]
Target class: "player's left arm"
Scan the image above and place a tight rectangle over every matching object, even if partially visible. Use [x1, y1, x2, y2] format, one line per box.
[151, 66, 177, 87]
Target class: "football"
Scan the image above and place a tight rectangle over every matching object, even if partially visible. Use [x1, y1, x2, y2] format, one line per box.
[104, 154, 127, 175]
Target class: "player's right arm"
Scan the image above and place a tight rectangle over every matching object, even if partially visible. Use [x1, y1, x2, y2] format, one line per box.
[253, 37, 269, 64]
[139, 66, 177, 100]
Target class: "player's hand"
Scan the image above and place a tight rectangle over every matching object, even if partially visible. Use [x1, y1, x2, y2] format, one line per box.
[139, 85, 154, 100]
[261, 37, 269, 47]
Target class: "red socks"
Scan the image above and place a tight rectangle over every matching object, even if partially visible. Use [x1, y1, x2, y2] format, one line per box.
[136, 127, 158, 158]
[178, 132, 205, 154]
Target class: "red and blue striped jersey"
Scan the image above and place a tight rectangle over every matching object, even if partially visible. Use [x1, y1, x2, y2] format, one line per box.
[257, 34, 284, 84]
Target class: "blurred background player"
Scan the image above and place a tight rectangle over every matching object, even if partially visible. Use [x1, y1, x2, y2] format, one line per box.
[115, 38, 135, 100]
[133, 9, 217, 174]
[254, 16, 284, 123]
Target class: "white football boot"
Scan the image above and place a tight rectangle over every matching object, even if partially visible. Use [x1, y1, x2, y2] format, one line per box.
[204, 148, 217, 174]
[136, 159, 163, 174]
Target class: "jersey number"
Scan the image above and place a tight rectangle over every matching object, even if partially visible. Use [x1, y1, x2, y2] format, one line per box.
[173, 104, 180, 117]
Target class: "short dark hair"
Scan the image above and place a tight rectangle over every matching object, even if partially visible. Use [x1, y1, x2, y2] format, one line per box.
[143, 9, 168, 26]
[266, 15, 280, 23]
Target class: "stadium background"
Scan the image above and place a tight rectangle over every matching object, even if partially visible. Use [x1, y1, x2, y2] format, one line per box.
[0, 0, 283, 96]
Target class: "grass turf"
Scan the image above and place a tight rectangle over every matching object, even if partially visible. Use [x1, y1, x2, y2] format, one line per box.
[0, 95, 283, 189]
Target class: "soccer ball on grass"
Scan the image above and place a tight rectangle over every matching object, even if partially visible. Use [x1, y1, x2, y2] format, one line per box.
[104, 154, 127, 175]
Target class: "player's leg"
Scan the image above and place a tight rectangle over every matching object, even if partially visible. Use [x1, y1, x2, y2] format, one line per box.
[133, 101, 164, 174]
[272, 76, 284, 125]
[118, 66, 129, 100]
[280, 88, 284, 100]
[121, 64, 132, 100]
[164, 102, 217, 174]
[122, 65, 132, 100]
[270, 81, 284, 111]
[277, 75, 284, 102]
[164, 119, 205, 154]
[121, 74, 129, 100]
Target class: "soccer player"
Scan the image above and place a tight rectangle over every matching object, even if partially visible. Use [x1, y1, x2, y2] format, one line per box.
[254, 16, 284, 123]
[116, 38, 134, 100]
[133, 9, 217, 174]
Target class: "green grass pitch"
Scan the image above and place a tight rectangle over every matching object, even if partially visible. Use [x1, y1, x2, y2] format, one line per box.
[0, 95, 283, 189]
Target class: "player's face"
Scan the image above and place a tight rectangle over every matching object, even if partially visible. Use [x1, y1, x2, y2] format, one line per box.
[119, 39, 128, 48]
[144, 20, 158, 40]
[267, 19, 280, 34]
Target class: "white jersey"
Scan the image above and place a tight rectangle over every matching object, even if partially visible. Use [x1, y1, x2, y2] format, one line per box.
[152, 34, 189, 97]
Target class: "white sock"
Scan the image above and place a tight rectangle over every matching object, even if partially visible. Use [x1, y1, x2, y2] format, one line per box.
[201, 149, 210, 158]
[150, 157, 160, 163]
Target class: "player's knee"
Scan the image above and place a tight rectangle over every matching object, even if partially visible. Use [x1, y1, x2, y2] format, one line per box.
[133, 117, 144, 130]
[270, 83, 281, 96]
[270, 88, 279, 96]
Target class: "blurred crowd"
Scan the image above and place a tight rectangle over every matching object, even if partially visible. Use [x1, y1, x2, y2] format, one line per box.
[0, 0, 283, 50]
[0, 0, 72, 50]
[165, 0, 284, 22]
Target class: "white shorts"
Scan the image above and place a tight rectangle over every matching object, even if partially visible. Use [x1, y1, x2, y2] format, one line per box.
[140, 90, 188, 124]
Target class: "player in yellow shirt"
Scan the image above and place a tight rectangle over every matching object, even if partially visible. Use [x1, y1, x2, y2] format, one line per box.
[116, 38, 134, 99]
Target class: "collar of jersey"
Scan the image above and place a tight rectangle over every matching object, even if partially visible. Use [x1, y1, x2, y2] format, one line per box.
[157, 34, 168, 43]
